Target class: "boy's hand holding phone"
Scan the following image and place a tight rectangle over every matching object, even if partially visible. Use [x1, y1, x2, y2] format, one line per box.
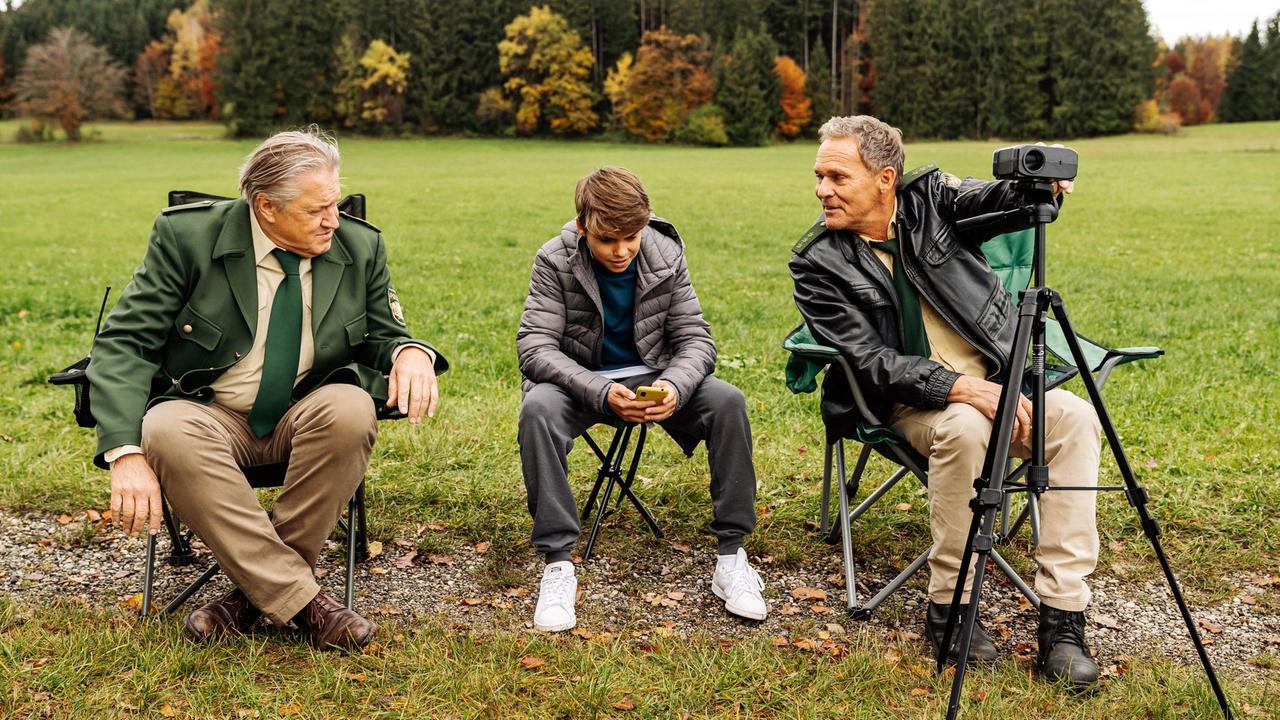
[606, 381, 678, 423]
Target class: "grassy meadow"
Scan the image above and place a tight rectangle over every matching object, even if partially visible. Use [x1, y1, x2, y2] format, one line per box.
[1, 120, 1278, 717]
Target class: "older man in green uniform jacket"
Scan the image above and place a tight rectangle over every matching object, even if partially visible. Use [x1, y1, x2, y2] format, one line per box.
[88, 128, 447, 650]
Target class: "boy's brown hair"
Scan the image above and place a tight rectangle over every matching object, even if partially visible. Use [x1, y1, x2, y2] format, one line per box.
[575, 166, 651, 239]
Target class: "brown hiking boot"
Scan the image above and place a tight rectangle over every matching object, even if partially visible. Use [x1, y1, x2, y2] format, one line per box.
[183, 588, 261, 642]
[292, 591, 377, 651]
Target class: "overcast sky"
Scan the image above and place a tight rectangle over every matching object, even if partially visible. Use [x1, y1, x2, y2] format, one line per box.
[1145, 0, 1277, 42]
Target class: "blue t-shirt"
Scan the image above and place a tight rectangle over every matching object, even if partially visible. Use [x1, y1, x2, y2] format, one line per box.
[592, 258, 644, 370]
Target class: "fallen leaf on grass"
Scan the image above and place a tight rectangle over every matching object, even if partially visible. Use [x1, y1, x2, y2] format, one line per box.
[1241, 595, 1257, 606]
[57, 514, 73, 525]
[1251, 573, 1279, 586]
[474, 541, 492, 553]
[504, 587, 530, 598]
[895, 503, 912, 511]
[279, 703, 302, 716]
[460, 597, 484, 606]
[158, 703, 178, 717]
[342, 672, 367, 682]
[971, 691, 988, 702]
[519, 655, 545, 670]
[1264, 635, 1280, 646]
[910, 688, 930, 697]
[366, 541, 383, 560]
[1017, 595, 1035, 612]
[792, 638, 819, 652]
[611, 696, 636, 711]
[395, 550, 418, 569]
[810, 604, 833, 614]
[427, 553, 453, 565]
[570, 627, 594, 640]
[771, 635, 789, 647]
[667, 591, 686, 601]
[233, 708, 259, 718]
[423, 523, 447, 532]
[85, 509, 102, 522]
[372, 605, 403, 617]
[791, 587, 827, 602]
[779, 604, 803, 616]
[668, 541, 691, 553]
[369, 567, 389, 575]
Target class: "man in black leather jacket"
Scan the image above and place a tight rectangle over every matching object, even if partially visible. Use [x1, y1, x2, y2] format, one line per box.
[790, 115, 1101, 691]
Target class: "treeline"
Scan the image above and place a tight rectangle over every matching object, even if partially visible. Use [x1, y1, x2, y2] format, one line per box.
[2, 0, 1278, 143]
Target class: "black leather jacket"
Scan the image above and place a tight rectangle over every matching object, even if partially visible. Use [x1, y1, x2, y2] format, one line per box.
[789, 166, 1044, 431]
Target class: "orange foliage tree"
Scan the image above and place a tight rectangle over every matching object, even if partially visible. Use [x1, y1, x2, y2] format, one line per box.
[1157, 34, 1232, 124]
[620, 27, 714, 142]
[774, 55, 811, 139]
[131, 0, 220, 119]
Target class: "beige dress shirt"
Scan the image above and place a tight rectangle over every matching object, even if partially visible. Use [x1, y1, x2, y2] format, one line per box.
[865, 203, 990, 380]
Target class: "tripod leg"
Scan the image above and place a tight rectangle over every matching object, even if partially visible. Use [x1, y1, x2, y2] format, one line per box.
[938, 289, 1039, 675]
[1051, 295, 1232, 719]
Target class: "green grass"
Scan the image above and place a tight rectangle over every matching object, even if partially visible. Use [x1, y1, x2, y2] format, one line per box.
[2, 598, 1276, 719]
[1, 120, 1278, 716]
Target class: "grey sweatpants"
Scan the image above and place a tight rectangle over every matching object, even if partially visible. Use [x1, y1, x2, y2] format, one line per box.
[518, 373, 757, 561]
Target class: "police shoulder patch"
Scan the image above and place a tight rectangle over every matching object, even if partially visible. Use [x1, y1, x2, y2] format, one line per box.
[791, 220, 830, 255]
[161, 200, 218, 215]
[340, 212, 382, 234]
[898, 163, 939, 188]
[388, 286, 406, 326]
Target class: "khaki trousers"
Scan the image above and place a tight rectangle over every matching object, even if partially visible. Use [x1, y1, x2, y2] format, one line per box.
[141, 384, 376, 624]
[890, 388, 1101, 612]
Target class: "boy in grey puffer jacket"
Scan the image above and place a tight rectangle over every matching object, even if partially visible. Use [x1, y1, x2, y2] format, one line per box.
[516, 167, 767, 632]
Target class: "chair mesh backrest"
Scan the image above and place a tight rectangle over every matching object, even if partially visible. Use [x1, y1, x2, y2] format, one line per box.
[980, 228, 1034, 295]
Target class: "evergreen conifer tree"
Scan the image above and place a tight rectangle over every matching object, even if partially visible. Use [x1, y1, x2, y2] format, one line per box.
[718, 23, 781, 146]
[1220, 21, 1269, 122]
[805, 42, 836, 133]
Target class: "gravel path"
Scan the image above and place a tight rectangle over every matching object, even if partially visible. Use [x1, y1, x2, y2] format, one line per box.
[2, 510, 1277, 679]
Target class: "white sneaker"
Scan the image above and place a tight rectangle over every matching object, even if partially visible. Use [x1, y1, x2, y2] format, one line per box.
[533, 561, 577, 632]
[711, 548, 768, 620]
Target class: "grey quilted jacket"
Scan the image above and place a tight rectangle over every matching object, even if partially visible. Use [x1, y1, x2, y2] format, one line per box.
[517, 217, 716, 415]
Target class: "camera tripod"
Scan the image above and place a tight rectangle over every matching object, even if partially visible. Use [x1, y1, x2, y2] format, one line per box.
[934, 182, 1232, 719]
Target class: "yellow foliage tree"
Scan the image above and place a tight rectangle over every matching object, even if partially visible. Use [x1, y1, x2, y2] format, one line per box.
[359, 39, 410, 124]
[498, 5, 598, 135]
[774, 55, 811, 139]
[621, 27, 714, 143]
[603, 51, 633, 129]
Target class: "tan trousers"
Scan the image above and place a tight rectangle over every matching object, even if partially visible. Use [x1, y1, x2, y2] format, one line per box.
[890, 388, 1101, 612]
[141, 384, 376, 624]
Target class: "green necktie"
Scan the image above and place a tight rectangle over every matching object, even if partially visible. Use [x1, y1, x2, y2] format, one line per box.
[874, 238, 932, 359]
[247, 249, 303, 437]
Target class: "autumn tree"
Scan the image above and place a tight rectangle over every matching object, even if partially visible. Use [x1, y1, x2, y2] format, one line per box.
[14, 26, 127, 140]
[718, 23, 781, 146]
[774, 54, 811, 138]
[603, 50, 632, 130]
[620, 27, 714, 142]
[498, 5, 598, 135]
[132, 39, 169, 118]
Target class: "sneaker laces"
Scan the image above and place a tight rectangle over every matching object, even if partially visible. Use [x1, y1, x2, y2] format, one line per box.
[540, 569, 575, 608]
[724, 561, 764, 598]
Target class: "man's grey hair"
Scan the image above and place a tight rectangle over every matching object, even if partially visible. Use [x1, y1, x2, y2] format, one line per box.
[818, 115, 905, 181]
[238, 126, 341, 206]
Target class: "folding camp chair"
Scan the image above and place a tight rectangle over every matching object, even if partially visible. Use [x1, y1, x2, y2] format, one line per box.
[784, 227, 1162, 619]
[577, 420, 664, 561]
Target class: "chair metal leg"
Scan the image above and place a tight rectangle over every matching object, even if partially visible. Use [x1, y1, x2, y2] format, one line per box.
[849, 465, 908, 523]
[582, 473, 617, 562]
[141, 533, 157, 619]
[581, 428, 623, 524]
[819, 438, 834, 535]
[345, 492, 358, 609]
[354, 482, 369, 562]
[836, 441, 857, 612]
[162, 500, 196, 566]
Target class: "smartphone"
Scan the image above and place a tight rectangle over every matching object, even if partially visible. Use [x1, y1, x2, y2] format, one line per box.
[635, 385, 669, 403]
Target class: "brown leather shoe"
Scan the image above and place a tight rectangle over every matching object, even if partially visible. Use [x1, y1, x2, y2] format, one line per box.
[183, 588, 261, 642]
[292, 591, 377, 651]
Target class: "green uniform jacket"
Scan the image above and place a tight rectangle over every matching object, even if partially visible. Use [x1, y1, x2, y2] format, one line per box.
[86, 199, 448, 469]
